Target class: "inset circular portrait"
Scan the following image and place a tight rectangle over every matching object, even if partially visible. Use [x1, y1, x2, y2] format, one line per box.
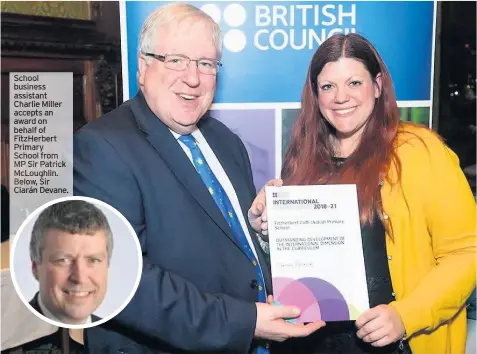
[10, 196, 143, 329]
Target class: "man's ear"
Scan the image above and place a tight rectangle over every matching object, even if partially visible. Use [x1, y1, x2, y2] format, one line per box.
[32, 261, 39, 281]
[138, 55, 148, 87]
[374, 73, 383, 99]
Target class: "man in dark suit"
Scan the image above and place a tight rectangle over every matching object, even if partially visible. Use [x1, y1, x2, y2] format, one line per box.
[73, 3, 323, 354]
[2, 200, 110, 354]
[29, 200, 112, 327]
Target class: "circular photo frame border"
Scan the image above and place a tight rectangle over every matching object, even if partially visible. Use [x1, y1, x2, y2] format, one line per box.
[9, 196, 143, 329]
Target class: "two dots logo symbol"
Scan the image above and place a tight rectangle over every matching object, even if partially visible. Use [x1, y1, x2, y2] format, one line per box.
[200, 3, 247, 53]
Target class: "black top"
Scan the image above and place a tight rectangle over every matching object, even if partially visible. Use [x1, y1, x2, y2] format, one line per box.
[273, 158, 412, 354]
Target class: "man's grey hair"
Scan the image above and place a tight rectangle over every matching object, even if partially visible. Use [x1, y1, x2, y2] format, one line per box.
[30, 200, 114, 263]
[139, 2, 223, 64]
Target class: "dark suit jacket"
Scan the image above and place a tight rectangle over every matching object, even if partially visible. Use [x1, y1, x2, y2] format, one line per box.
[73, 93, 272, 354]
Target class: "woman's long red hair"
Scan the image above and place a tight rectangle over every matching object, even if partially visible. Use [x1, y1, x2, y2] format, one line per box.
[282, 34, 402, 226]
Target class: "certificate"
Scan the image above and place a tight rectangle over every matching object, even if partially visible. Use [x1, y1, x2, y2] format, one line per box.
[266, 184, 369, 323]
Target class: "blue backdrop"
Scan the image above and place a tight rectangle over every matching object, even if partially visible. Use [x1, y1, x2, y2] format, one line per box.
[123, 1, 435, 103]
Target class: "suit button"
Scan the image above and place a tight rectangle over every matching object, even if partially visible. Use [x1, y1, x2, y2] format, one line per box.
[250, 279, 258, 289]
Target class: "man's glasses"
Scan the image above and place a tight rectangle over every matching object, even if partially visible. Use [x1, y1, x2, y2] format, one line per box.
[142, 52, 222, 75]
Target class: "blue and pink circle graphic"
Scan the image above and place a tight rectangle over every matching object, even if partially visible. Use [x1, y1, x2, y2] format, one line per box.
[273, 277, 351, 323]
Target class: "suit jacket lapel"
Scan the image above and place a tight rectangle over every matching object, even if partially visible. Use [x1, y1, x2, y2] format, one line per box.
[201, 123, 253, 225]
[29, 292, 42, 314]
[201, 122, 272, 291]
[130, 94, 242, 251]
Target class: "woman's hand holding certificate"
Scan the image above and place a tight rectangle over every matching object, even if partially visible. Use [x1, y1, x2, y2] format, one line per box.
[248, 178, 283, 239]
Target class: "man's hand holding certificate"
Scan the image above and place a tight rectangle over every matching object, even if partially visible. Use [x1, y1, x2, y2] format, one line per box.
[265, 184, 369, 323]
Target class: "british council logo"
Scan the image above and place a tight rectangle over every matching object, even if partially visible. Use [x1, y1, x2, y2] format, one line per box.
[200, 3, 247, 53]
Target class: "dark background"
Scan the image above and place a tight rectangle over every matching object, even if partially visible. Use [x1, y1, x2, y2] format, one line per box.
[438, 1, 476, 177]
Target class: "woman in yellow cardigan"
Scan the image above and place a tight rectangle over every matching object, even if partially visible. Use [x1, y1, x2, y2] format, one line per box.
[248, 33, 476, 354]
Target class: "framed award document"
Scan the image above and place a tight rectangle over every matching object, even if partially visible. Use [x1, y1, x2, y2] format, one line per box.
[266, 184, 369, 323]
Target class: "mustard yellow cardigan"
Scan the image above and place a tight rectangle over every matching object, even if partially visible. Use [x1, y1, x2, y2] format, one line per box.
[383, 123, 476, 353]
